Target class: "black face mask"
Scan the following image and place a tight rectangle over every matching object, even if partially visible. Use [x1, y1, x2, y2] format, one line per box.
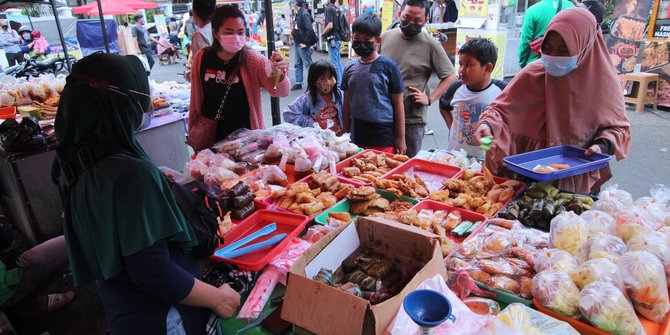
[352, 41, 374, 57]
[400, 21, 423, 37]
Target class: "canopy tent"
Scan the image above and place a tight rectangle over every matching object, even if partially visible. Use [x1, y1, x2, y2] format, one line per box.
[72, 0, 157, 15]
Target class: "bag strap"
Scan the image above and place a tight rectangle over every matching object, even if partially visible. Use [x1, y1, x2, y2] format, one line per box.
[60, 143, 126, 188]
[556, 0, 563, 14]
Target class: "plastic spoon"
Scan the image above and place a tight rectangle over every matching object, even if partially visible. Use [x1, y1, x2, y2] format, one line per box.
[214, 222, 277, 257]
[222, 233, 287, 259]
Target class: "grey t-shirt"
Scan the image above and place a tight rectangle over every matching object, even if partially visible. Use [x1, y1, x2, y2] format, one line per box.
[380, 29, 455, 124]
[132, 25, 150, 51]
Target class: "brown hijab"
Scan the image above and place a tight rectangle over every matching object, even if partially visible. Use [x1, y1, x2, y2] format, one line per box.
[479, 8, 631, 194]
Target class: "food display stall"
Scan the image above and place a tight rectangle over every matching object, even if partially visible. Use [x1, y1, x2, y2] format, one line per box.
[454, 0, 528, 78]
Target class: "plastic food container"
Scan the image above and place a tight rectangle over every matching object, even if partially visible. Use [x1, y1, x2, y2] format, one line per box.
[503, 145, 612, 182]
[313, 190, 419, 226]
[534, 297, 670, 335]
[210, 209, 309, 271]
[381, 158, 463, 195]
[410, 200, 487, 243]
[335, 149, 398, 185]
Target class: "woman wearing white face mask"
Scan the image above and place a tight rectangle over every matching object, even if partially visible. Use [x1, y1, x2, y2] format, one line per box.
[188, 5, 290, 151]
[283, 60, 344, 135]
[474, 8, 631, 194]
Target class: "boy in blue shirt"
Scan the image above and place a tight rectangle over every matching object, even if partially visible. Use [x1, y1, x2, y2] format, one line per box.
[439, 38, 506, 160]
[342, 14, 406, 154]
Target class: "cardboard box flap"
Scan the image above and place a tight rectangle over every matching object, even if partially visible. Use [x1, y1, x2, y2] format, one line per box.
[283, 273, 369, 335]
[357, 217, 440, 262]
[289, 220, 353, 276]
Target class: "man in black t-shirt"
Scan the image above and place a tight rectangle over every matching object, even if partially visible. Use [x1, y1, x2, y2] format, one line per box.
[291, 0, 315, 91]
[322, 0, 343, 85]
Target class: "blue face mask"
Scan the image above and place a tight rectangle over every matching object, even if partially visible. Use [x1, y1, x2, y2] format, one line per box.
[541, 53, 578, 77]
[140, 20, 146, 25]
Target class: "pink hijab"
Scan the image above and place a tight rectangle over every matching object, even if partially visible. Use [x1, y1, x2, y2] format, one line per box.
[479, 8, 631, 194]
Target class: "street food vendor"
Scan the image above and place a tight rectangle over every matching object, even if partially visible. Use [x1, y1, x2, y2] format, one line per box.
[188, 5, 290, 151]
[475, 8, 631, 194]
[52, 53, 241, 334]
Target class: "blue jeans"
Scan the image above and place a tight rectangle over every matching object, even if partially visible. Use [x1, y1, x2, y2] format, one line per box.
[327, 39, 342, 85]
[294, 44, 313, 85]
[166, 306, 187, 335]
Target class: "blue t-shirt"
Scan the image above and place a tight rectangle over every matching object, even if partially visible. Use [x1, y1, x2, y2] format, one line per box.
[342, 55, 404, 147]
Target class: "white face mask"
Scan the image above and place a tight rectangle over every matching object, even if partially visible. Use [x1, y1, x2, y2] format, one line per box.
[219, 34, 246, 53]
[541, 54, 578, 77]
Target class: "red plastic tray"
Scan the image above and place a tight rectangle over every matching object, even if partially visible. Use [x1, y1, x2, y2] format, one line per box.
[534, 297, 670, 335]
[0, 106, 16, 119]
[263, 175, 363, 220]
[380, 158, 463, 196]
[335, 149, 398, 185]
[210, 209, 309, 271]
[410, 200, 488, 243]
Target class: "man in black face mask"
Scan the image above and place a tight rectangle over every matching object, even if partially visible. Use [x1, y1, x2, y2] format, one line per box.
[380, 0, 456, 157]
[0, 20, 23, 67]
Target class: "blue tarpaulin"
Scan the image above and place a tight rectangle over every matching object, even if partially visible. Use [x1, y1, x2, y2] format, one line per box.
[77, 19, 119, 56]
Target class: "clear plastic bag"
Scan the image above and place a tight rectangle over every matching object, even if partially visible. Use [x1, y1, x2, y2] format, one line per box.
[626, 234, 670, 286]
[195, 148, 216, 165]
[634, 184, 670, 208]
[580, 210, 616, 238]
[658, 226, 670, 248]
[619, 251, 670, 323]
[210, 153, 236, 169]
[496, 303, 580, 335]
[184, 159, 208, 180]
[584, 233, 627, 264]
[616, 205, 665, 231]
[533, 249, 578, 282]
[259, 165, 289, 187]
[573, 258, 626, 293]
[594, 184, 634, 216]
[203, 166, 237, 186]
[617, 222, 653, 244]
[549, 211, 589, 256]
[579, 281, 644, 335]
[532, 270, 581, 319]
[303, 224, 339, 243]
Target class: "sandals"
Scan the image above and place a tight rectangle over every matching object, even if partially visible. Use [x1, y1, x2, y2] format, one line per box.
[47, 291, 75, 313]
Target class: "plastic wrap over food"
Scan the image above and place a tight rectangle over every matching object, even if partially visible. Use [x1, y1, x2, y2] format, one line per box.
[580, 210, 616, 238]
[549, 211, 589, 255]
[511, 223, 550, 248]
[583, 233, 627, 264]
[616, 205, 665, 231]
[634, 184, 670, 208]
[496, 303, 579, 335]
[195, 149, 216, 165]
[210, 153, 236, 169]
[626, 234, 670, 286]
[203, 166, 237, 186]
[533, 249, 578, 280]
[573, 258, 626, 294]
[619, 251, 670, 323]
[617, 222, 653, 244]
[531, 270, 581, 318]
[594, 184, 634, 216]
[579, 281, 644, 335]
[184, 159, 208, 180]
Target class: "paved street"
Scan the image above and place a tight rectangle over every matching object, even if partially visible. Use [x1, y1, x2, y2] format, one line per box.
[150, 48, 670, 198]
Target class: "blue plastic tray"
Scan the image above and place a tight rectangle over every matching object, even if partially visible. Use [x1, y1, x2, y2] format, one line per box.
[503, 145, 612, 182]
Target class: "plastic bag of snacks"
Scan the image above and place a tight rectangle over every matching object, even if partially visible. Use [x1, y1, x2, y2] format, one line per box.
[619, 251, 670, 323]
[203, 166, 237, 186]
[658, 226, 670, 247]
[580, 210, 616, 238]
[616, 205, 665, 231]
[617, 222, 653, 244]
[593, 184, 633, 216]
[195, 149, 216, 165]
[184, 159, 208, 180]
[583, 233, 627, 264]
[579, 281, 644, 335]
[532, 270, 581, 318]
[626, 234, 670, 286]
[496, 303, 580, 335]
[634, 184, 670, 208]
[573, 258, 626, 293]
[549, 211, 589, 255]
[533, 249, 578, 281]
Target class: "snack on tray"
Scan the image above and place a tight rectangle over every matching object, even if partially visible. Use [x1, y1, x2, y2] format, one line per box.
[343, 151, 408, 185]
[532, 270, 581, 318]
[549, 211, 588, 255]
[619, 251, 670, 323]
[429, 168, 523, 217]
[579, 281, 644, 335]
[584, 232, 627, 264]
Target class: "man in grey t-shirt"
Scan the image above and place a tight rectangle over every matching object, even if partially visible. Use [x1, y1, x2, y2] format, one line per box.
[380, 0, 456, 157]
[0, 20, 23, 67]
[132, 14, 159, 71]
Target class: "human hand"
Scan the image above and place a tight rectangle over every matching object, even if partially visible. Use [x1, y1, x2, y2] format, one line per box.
[584, 144, 602, 156]
[212, 284, 241, 318]
[395, 137, 407, 155]
[270, 51, 289, 73]
[408, 86, 429, 106]
[299, 43, 307, 48]
[474, 124, 494, 145]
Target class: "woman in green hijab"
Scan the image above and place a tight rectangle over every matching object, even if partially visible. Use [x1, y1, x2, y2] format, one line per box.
[52, 53, 240, 334]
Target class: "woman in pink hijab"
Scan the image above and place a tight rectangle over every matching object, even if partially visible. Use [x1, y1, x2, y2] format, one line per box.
[475, 8, 630, 194]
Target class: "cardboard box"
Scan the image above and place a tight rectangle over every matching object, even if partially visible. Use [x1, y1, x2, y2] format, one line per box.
[282, 216, 447, 335]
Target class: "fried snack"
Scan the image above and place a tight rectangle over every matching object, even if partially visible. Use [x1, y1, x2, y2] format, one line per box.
[488, 275, 521, 294]
[334, 184, 353, 200]
[329, 212, 352, 222]
[519, 276, 533, 299]
[300, 202, 325, 216]
[316, 192, 338, 209]
[377, 173, 429, 198]
[350, 201, 371, 215]
[393, 154, 410, 162]
[468, 269, 492, 283]
[347, 186, 377, 201]
[342, 167, 361, 177]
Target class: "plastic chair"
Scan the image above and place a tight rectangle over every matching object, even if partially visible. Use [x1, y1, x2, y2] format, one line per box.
[622, 72, 659, 113]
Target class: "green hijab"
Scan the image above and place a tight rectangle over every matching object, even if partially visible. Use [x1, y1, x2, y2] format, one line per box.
[53, 53, 196, 285]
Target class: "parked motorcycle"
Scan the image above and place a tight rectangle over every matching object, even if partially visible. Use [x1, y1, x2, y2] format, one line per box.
[1, 54, 77, 78]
